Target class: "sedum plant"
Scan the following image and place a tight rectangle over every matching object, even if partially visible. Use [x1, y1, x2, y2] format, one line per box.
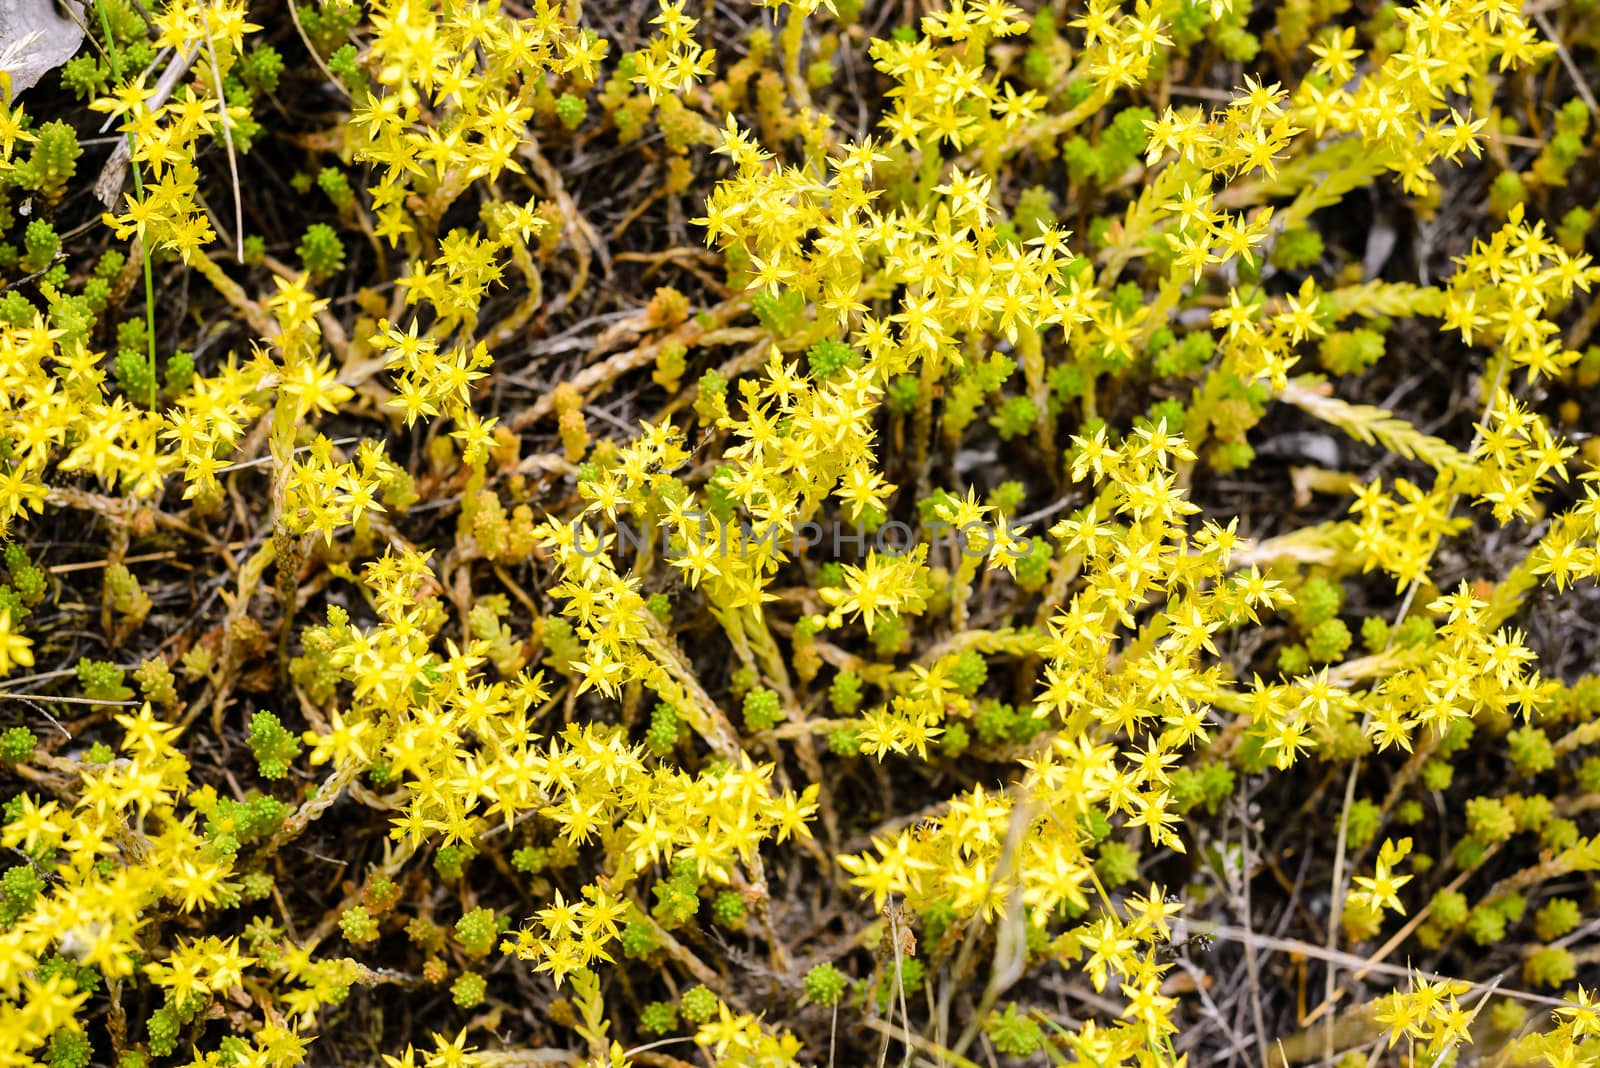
[0, 0, 1598, 1067]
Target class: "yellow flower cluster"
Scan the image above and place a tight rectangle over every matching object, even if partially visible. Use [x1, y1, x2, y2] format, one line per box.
[837, 432, 1275, 932]
[96, 0, 259, 262]
[3, 0, 1600, 1066]
[353, 0, 594, 240]
[0, 706, 359, 1065]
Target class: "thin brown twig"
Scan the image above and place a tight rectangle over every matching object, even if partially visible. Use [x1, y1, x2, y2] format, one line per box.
[1531, 11, 1599, 115]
